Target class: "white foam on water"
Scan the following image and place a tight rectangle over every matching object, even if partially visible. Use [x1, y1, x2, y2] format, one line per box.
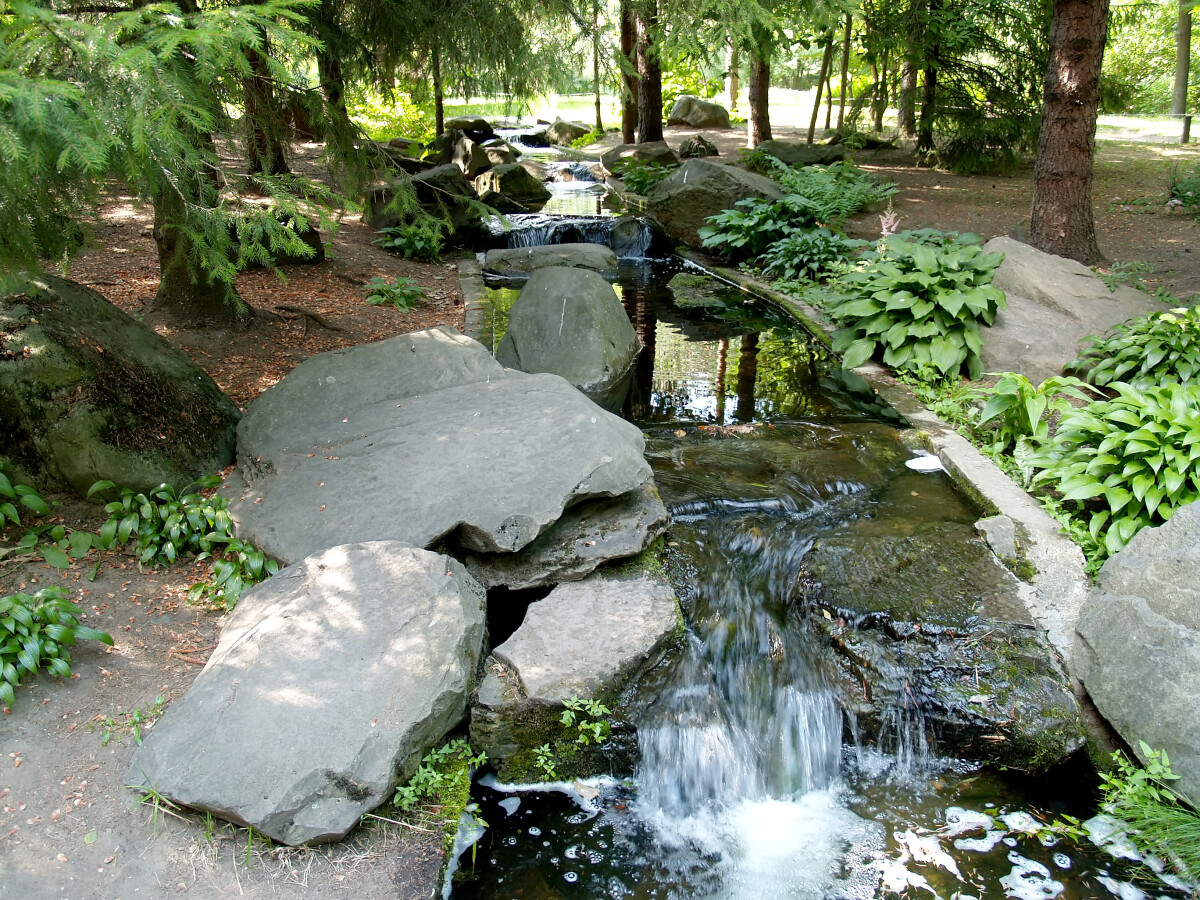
[999, 851, 1065, 900]
[955, 830, 1009, 854]
[944, 806, 996, 837]
[1096, 874, 1150, 900]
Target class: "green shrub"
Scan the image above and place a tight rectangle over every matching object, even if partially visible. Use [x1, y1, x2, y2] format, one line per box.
[1070, 306, 1200, 389]
[0, 468, 84, 568]
[1168, 164, 1200, 213]
[91, 477, 278, 608]
[760, 228, 868, 282]
[973, 372, 1098, 451]
[825, 237, 1006, 379]
[393, 739, 486, 811]
[763, 159, 897, 226]
[699, 195, 818, 259]
[569, 129, 605, 150]
[364, 275, 426, 311]
[375, 220, 444, 261]
[614, 160, 674, 195]
[1027, 381, 1200, 555]
[0, 586, 113, 709]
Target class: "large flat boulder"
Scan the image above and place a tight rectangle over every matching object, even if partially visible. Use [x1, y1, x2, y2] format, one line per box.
[483, 243, 617, 276]
[470, 569, 681, 780]
[1, 276, 239, 494]
[227, 328, 653, 563]
[755, 140, 846, 167]
[473, 163, 551, 207]
[646, 158, 783, 250]
[1076, 503, 1200, 804]
[127, 542, 486, 845]
[422, 128, 492, 178]
[546, 118, 591, 146]
[667, 95, 732, 129]
[980, 237, 1160, 382]
[496, 267, 641, 411]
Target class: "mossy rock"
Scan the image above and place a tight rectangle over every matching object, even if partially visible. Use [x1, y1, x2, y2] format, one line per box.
[0, 275, 239, 495]
[667, 272, 729, 310]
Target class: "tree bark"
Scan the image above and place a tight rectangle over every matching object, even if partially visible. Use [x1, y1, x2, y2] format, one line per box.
[837, 14, 852, 131]
[592, 0, 603, 132]
[432, 41, 445, 136]
[728, 41, 740, 117]
[735, 333, 759, 423]
[244, 38, 290, 177]
[620, 1, 638, 143]
[808, 36, 834, 143]
[1174, 1, 1192, 116]
[898, 0, 925, 136]
[748, 51, 772, 148]
[917, 58, 937, 152]
[635, 1, 663, 143]
[1030, 0, 1110, 265]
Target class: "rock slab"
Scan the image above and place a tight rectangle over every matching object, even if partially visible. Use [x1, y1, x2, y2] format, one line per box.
[601, 141, 680, 175]
[981, 237, 1160, 383]
[1076, 503, 1200, 804]
[127, 542, 486, 845]
[496, 267, 641, 411]
[646, 158, 783, 250]
[667, 96, 732, 129]
[474, 163, 551, 207]
[471, 569, 680, 780]
[227, 327, 653, 564]
[1, 276, 239, 495]
[484, 243, 617, 276]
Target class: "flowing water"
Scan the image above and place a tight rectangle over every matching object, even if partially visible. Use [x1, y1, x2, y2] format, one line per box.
[454, 251, 1195, 899]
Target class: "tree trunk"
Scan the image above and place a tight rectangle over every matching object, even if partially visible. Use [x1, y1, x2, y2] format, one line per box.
[748, 52, 772, 147]
[635, 2, 663, 143]
[432, 41, 445, 136]
[620, 1, 638, 143]
[735, 333, 759, 423]
[1174, 1, 1192, 116]
[728, 41, 740, 117]
[899, 0, 924, 136]
[244, 38, 290, 177]
[837, 14, 852, 131]
[808, 36, 834, 143]
[1030, 0, 1110, 265]
[824, 65, 834, 130]
[592, 0, 603, 132]
[917, 60, 937, 152]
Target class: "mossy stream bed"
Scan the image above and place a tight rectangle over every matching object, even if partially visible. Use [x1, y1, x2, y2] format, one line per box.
[450, 260, 1192, 900]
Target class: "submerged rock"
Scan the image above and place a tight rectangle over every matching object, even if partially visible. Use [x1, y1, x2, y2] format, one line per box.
[667, 272, 730, 309]
[496, 267, 641, 411]
[1076, 502, 1200, 805]
[802, 521, 1085, 772]
[470, 567, 681, 781]
[0, 275, 239, 494]
[226, 327, 653, 563]
[127, 542, 486, 845]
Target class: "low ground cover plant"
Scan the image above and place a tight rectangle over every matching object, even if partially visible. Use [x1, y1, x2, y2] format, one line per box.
[364, 275, 426, 311]
[760, 228, 869, 282]
[972, 372, 1098, 452]
[375, 220, 444, 261]
[1070, 306, 1200, 389]
[614, 160, 675, 195]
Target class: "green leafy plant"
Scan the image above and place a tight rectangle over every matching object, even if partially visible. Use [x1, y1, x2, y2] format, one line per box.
[375, 220, 444, 261]
[699, 195, 818, 259]
[614, 160, 674, 195]
[91, 477, 278, 608]
[760, 228, 869, 282]
[1070, 306, 1200, 389]
[1168, 163, 1200, 213]
[762, 159, 897, 225]
[826, 237, 1006, 379]
[393, 739, 486, 811]
[897, 371, 976, 428]
[364, 275, 426, 311]
[973, 372, 1098, 451]
[1100, 742, 1200, 879]
[0, 586, 113, 709]
[1097, 260, 1155, 292]
[569, 128, 605, 149]
[0, 468, 97, 569]
[533, 743, 558, 781]
[560, 696, 611, 746]
[89, 694, 166, 746]
[1027, 381, 1200, 555]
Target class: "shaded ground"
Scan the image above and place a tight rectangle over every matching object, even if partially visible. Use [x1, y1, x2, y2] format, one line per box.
[5, 125, 1200, 899]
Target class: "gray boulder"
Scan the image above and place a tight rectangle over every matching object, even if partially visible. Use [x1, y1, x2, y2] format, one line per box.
[459, 483, 669, 590]
[981, 237, 1160, 383]
[365, 164, 483, 235]
[1, 276, 239, 495]
[484, 243, 617, 276]
[1076, 503, 1200, 804]
[127, 542, 486, 845]
[495, 267, 641, 411]
[679, 135, 719, 158]
[470, 569, 681, 780]
[482, 138, 521, 166]
[478, 190, 529, 214]
[755, 140, 846, 167]
[443, 116, 495, 141]
[610, 215, 674, 258]
[227, 327, 653, 564]
[546, 118, 591, 146]
[518, 159, 549, 181]
[473, 163, 551, 207]
[667, 96, 732, 129]
[668, 272, 727, 309]
[646, 158, 783, 249]
[423, 128, 492, 178]
[601, 141, 680, 175]
[386, 136, 423, 154]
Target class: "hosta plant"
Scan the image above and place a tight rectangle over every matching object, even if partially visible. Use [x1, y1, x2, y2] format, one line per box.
[826, 237, 1006, 379]
[614, 160, 674, 195]
[1, 587, 113, 709]
[375, 220, 444, 260]
[1069, 306, 1200, 389]
[698, 195, 826, 259]
[973, 372, 1098, 451]
[760, 228, 868, 282]
[1027, 381, 1200, 555]
[365, 276, 425, 311]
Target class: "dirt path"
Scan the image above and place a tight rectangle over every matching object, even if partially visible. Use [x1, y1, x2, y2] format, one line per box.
[5, 128, 1200, 899]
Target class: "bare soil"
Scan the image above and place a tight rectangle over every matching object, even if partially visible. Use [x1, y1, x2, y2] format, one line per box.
[4, 127, 1200, 899]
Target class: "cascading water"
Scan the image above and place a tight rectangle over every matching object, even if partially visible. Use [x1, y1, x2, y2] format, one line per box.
[454, 258, 1195, 900]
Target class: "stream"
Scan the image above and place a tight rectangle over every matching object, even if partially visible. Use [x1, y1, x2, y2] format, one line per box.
[448, 200, 1193, 899]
